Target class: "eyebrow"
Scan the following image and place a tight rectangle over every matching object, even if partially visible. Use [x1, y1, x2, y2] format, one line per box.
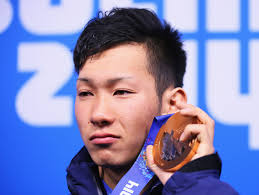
[77, 76, 133, 86]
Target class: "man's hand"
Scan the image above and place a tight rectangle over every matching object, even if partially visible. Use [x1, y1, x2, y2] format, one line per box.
[146, 145, 173, 185]
[146, 103, 215, 185]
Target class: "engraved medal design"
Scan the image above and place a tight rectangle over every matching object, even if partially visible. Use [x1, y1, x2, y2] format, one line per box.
[153, 112, 200, 172]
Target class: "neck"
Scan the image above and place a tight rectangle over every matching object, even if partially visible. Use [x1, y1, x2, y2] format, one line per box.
[99, 165, 131, 189]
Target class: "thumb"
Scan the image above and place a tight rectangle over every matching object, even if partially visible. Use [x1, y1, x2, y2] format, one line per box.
[146, 145, 173, 185]
[146, 145, 161, 173]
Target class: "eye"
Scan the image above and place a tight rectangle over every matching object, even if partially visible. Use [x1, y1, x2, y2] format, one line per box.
[78, 91, 93, 97]
[113, 90, 133, 96]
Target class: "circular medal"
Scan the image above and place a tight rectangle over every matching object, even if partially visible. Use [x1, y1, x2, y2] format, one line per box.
[153, 112, 200, 172]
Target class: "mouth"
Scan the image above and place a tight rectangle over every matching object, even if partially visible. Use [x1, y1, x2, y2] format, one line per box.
[89, 132, 120, 145]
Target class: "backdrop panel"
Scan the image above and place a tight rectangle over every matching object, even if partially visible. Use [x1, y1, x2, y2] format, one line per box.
[0, 0, 258, 194]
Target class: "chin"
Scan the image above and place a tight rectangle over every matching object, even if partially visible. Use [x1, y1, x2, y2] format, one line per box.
[93, 155, 132, 168]
[91, 151, 117, 165]
[89, 146, 137, 168]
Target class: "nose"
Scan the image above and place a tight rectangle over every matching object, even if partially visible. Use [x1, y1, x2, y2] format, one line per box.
[90, 95, 115, 128]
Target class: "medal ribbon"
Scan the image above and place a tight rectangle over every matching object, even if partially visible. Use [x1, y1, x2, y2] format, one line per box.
[111, 114, 173, 195]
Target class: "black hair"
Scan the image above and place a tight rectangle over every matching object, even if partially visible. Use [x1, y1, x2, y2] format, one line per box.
[73, 8, 186, 99]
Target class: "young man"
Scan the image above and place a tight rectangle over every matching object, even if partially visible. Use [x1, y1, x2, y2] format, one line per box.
[67, 8, 238, 194]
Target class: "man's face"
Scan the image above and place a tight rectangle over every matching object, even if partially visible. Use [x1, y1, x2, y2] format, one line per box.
[75, 43, 160, 167]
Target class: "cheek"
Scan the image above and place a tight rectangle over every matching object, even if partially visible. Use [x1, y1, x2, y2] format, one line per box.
[75, 100, 82, 124]
[75, 100, 89, 134]
[120, 96, 160, 137]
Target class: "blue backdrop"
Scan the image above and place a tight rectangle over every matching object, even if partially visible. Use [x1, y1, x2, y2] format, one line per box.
[1, 0, 258, 194]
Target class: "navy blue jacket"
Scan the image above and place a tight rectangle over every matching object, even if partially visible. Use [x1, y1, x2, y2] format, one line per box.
[66, 147, 238, 195]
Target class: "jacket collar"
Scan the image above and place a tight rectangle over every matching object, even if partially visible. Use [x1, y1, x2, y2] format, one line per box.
[66, 146, 163, 195]
[66, 146, 106, 195]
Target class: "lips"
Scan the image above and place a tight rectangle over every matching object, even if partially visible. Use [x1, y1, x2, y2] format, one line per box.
[89, 132, 120, 145]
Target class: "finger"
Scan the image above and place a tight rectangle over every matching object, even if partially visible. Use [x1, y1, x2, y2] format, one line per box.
[179, 124, 210, 143]
[174, 101, 189, 109]
[179, 109, 215, 141]
[177, 103, 215, 133]
[146, 145, 158, 171]
[180, 106, 213, 126]
[179, 124, 215, 156]
[146, 145, 169, 177]
[175, 103, 215, 159]
[146, 145, 173, 185]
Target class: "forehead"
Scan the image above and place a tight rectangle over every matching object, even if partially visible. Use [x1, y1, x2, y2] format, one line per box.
[78, 43, 152, 79]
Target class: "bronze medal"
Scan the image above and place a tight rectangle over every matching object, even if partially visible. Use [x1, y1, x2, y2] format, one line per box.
[153, 112, 200, 172]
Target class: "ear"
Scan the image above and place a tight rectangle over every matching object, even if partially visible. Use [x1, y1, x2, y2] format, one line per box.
[160, 87, 187, 115]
